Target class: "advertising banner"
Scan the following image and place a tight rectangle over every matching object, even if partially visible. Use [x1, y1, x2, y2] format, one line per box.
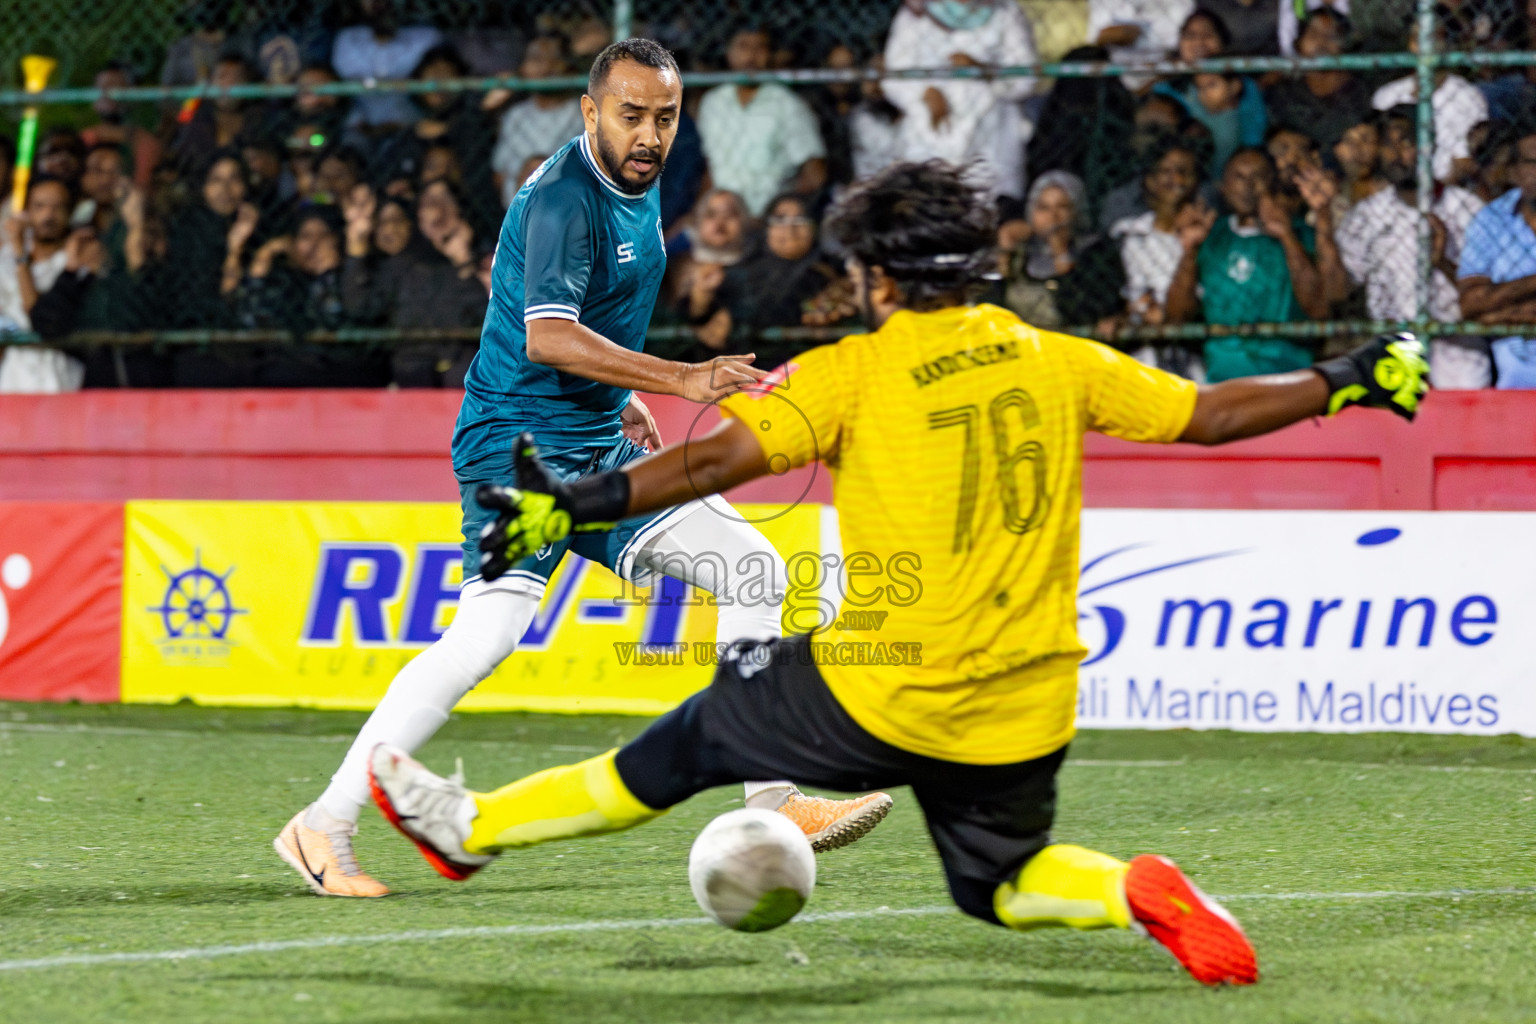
[121, 500, 824, 713]
[1075, 510, 1536, 736]
[0, 502, 122, 702]
[94, 501, 1536, 736]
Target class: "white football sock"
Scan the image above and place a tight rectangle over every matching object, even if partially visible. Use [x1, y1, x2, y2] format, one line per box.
[303, 801, 357, 833]
[317, 579, 541, 824]
[742, 782, 798, 809]
[629, 503, 799, 804]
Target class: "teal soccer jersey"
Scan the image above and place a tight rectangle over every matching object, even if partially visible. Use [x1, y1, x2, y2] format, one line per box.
[1197, 215, 1315, 381]
[453, 134, 666, 463]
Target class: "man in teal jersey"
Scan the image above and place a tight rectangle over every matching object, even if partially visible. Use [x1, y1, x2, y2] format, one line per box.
[274, 39, 890, 898]
[1166, 146, 1331, 381]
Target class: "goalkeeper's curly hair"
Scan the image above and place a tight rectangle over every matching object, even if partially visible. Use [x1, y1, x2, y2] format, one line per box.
[823, 161, 998, 311]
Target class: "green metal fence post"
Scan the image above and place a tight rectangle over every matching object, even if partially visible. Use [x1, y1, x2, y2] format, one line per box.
[1415, 0, 1437, 335]
[613, 0, 634, 42]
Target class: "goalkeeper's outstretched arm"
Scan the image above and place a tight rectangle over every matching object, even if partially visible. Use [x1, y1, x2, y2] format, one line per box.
[1178, 369, 1330, 446]
[1179, 331, 1428, 446]
[594, 332, 1431, 514]
[623, 416, 768, 510]
[471, 419, 768, 581]
[557, 417, 767, 525]
[473, 333, 1429, 580]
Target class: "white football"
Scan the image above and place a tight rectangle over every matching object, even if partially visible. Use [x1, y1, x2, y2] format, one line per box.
[688, 808, 816, 932]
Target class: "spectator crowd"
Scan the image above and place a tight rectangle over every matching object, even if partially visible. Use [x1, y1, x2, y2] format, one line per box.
[2, 0, 1536, 392]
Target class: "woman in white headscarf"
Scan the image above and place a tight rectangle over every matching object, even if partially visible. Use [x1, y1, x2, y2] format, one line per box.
[882, 0, 1039, 202]
[1003, 170, 1127, 332]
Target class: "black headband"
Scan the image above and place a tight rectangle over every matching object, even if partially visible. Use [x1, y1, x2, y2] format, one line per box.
[876, 250, 999, 280]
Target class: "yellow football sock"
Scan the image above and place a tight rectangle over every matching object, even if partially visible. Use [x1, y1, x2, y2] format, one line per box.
[993, 843, 1133, 931]
[465, 749, 662, 855]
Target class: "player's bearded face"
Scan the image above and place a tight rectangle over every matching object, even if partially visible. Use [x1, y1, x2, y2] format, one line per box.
[594, 120, 667, 195]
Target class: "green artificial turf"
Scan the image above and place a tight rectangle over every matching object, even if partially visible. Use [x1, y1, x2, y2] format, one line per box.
[2, 701, 1534, 1023]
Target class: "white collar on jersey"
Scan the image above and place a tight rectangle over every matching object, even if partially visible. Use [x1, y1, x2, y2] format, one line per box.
[579, 134, 648, 202]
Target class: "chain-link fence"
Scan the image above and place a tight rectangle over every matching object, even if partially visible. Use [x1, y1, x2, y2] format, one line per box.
[0, 0, 1532, 389]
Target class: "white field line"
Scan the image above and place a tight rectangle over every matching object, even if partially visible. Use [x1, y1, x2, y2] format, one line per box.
[0, 907, 949, 973]
[1, 889, 1532, 974]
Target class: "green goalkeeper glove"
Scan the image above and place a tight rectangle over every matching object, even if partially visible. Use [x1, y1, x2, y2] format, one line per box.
[1313, 331, 1430, 421]
[475, 433, 629, 581]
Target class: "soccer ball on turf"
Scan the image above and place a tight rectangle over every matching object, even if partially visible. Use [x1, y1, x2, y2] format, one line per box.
[688, 808, 816, 932]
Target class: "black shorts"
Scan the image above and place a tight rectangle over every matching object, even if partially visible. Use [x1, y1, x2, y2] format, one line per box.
[614, 634, 1067, 924]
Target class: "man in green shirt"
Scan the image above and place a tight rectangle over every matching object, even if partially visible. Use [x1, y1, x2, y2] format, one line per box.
[1165, 146, 1330, 380]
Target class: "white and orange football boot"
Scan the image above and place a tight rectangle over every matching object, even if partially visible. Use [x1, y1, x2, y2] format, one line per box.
[368, 744, 496, 882]
[273, 805, 390, 898]
[773, 791, 893, 853]
[1124, 854, 1258, 986]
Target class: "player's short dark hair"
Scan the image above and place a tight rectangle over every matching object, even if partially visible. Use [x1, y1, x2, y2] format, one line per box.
[823, 161, 997, 311]
[587, 38, 679, 97]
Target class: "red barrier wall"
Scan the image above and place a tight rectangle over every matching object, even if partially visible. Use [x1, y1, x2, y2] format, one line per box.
[3, 390, 1535, 509]
[1081, 392, 1536, 511]
[0, 502, 123, 702]
[0, 390, 831, 505]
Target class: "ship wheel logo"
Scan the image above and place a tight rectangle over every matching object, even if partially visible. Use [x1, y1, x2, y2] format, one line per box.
[149, 550, 247, 641]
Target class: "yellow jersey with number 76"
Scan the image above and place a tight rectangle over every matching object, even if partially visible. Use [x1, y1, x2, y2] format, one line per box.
[719, 303, 1198, 765]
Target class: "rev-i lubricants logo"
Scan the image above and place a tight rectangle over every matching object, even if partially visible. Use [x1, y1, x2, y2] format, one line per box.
[147, 549, 246, 663]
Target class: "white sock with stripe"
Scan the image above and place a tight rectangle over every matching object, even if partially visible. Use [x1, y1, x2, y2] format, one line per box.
[317, 580, 541, 824]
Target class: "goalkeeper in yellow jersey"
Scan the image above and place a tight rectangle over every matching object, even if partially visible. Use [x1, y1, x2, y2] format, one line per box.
[368, 162, 1427, 987]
